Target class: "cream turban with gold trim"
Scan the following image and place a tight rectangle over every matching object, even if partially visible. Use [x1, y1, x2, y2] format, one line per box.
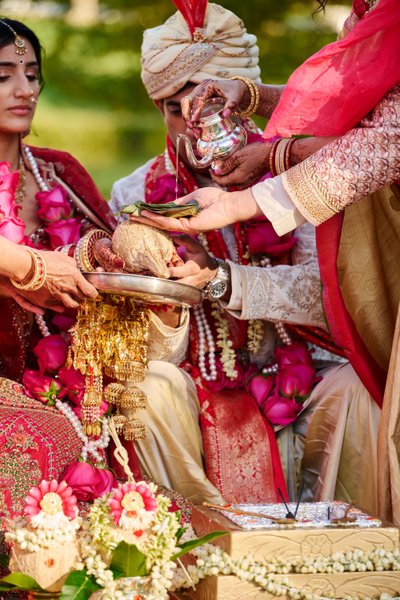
[141, 2, 261, 100]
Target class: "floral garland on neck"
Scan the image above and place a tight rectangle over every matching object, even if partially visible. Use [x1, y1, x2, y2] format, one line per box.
[145, 138, 320, 427]
[0, 156, 116, 500]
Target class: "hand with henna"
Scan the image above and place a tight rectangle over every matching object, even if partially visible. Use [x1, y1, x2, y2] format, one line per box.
[93, 237, 125, 272]
[211, 142, 272, 188]
[181, 78, 249, 127]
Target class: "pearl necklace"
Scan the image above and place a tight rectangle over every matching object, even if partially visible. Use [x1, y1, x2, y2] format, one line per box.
[24, 145, 110, 457]
[193, 305, 218, 381]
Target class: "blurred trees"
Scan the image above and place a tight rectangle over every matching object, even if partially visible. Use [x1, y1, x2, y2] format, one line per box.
[19, 0, 350, 195]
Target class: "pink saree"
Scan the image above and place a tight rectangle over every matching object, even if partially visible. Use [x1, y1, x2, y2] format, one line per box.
[264, 0, 400, 405]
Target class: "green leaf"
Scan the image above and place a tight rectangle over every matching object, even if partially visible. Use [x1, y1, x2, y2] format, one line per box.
[175, 526, 186, 542]
[60, 570, 100, 600]
[0, 572, 44, 591]
[110, 542, 148, 578]
[172, 530, 228, 560]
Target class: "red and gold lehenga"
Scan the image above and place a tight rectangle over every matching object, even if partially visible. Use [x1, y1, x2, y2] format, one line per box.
[0, 145, 115, 523]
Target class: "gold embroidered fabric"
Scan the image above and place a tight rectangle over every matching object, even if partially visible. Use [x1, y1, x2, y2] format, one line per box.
[140, 3, 260, 99]
[283, 83, 400, 225]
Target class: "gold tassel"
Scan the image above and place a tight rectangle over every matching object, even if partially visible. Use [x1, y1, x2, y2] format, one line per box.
[118, 387, 147, 410]
[104, 382, 125, 404]
[123, 418, 146, 441]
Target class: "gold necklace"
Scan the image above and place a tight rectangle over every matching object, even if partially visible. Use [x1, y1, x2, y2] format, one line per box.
[14, 157, 26, 205]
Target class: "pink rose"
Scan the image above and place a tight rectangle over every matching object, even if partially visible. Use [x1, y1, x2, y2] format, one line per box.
[45, 218, 81, 247]
[37, 185, 72, 222]
[62, 462, 117, 501]
[148, 174, 185, 204]
[58, 366, 85, 403]
[34, 334, 69, 374]
[22, 369, 64, 406]
[51, 314, 76, 332]
[276, 364, 316, 399]
[205, 359, 255, 392]
[262, 391, 302, 426]
[0, 216, 27, 243]
[243, 218, 297, 256]
[247, 374, 275, 408]
[275, 342, 313, 368]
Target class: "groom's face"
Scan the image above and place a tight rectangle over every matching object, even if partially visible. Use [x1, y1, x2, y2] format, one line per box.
[155, 84, 202, 170]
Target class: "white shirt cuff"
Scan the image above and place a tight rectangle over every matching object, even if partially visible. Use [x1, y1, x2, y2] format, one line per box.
[251, 176, 306, 235]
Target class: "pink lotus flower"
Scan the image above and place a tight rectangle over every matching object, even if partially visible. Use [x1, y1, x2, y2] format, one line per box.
[109, 482, 158, 528]
[275, 342, 313, 368]
[148, 174, 185, 205]
[0, 216, 27, 243]
[243, 218, 296, 256]
[37, 185, 73, 222]
[276, 364, 317, 399]
[45, 217, 82, 248]
[62, 462, 117, 502]
[34, 334, 69, 374]
[24, 479, 78, 520]
[22, 369, 64, 406]
[247, 373, 275, 408]
[262, 391, 303, 426]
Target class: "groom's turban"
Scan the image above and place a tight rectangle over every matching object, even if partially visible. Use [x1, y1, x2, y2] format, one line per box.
[141, 2, 261, 100]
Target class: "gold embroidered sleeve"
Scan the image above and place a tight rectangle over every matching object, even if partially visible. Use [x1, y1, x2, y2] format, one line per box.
[282, 84, 400, 225]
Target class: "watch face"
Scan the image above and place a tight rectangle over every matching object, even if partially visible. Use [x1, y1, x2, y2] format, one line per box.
[209, 280, 228, 299]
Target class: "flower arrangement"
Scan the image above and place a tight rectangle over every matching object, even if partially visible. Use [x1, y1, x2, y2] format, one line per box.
[0, 480, 225, 600]
[2, 480, 81, 593]
[247, 342, 320, 427]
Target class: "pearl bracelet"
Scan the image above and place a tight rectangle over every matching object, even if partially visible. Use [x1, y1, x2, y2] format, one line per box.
[11, 247, 47, 291]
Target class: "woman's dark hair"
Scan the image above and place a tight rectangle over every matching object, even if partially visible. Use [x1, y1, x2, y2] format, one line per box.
[0, 18, 43, 86]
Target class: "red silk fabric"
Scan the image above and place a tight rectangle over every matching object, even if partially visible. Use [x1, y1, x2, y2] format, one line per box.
[265, 0, 400, 138]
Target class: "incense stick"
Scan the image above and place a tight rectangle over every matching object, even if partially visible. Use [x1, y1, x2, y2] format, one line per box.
[203, 502, 290, 522]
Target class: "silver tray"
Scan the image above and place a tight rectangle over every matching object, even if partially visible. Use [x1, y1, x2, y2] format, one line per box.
[83, 272, 203, 307]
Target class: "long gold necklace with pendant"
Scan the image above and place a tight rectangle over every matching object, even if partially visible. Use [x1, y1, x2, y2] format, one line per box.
[14, 157, 26, 205]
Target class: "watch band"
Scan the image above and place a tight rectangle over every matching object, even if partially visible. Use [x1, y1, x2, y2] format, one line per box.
[204, 258, 230, 300]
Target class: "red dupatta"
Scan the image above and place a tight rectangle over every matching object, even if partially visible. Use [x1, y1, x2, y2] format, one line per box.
[262, 0, 400, 405]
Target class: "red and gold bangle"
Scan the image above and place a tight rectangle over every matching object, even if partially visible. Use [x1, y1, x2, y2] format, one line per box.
[74, 229, 112, 272]
[11, 248, 47, 291]
[268, 139, 280, 177]
[284, 138, 295, 171]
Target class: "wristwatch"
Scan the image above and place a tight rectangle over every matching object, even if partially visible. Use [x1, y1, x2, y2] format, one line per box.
[204, 258, 231, 300]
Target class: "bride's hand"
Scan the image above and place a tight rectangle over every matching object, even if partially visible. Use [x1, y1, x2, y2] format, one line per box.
[129, 187, 262, 233]
[38, 250, 98, 309]
[92, 237, 125, 272]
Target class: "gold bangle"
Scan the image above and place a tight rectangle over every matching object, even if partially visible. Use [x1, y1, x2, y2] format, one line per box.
[230, 76, 259, 117]
[274, 138, 293, 176]
[11, 248, 47, 291]
[74, 229, 112, 273]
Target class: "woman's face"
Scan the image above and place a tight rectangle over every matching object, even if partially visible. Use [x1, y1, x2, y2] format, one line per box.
[0, 39, 39, 136]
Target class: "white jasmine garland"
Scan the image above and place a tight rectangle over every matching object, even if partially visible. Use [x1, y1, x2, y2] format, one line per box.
[6, 515, 81, 552]
[171, 531, 400, 600]
[211, 303, 238, 380]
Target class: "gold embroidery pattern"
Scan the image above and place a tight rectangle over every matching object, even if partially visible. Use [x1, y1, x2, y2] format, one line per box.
[142, 42, 218, 98]
[284, 84, 400, 225]
[0, 377, 82, 519]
